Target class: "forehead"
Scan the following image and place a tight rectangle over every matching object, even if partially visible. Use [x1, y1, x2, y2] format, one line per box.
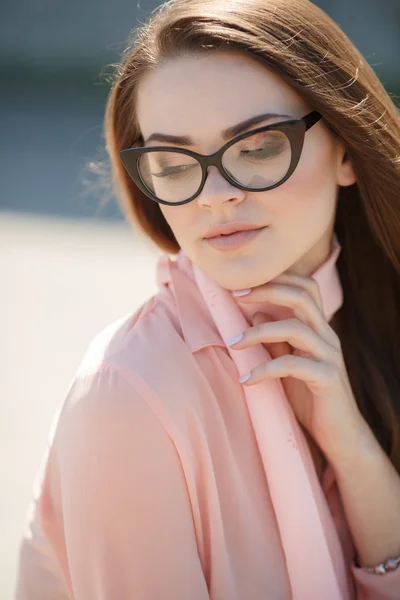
[136, 51, 308, 146]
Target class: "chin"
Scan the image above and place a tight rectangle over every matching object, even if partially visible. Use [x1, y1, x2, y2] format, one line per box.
[207, 260, 281, 291]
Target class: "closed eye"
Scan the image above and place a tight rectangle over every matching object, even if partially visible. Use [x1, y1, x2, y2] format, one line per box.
[151, 163, 198, 178]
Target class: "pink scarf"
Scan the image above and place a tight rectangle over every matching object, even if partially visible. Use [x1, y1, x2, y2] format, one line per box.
[190, 234, 351, 599]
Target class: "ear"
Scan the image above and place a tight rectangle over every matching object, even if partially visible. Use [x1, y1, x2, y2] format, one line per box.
[336, 144, 357, 187]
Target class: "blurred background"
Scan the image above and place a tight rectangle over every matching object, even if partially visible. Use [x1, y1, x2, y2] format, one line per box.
[1, 1, 399, 597]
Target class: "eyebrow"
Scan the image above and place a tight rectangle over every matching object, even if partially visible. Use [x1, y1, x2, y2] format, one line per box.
[143, 112, 292, 146]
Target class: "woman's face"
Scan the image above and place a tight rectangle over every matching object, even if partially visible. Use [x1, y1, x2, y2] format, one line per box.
[136, 51, 356, 289]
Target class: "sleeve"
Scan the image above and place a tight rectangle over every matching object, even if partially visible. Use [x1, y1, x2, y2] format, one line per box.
[14, 454, 71, 600]
[15, 364, 209, 600]
[351, 561, 400, 600]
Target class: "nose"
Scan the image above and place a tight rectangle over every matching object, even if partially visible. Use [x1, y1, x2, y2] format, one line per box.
[196, 165, 246, 208]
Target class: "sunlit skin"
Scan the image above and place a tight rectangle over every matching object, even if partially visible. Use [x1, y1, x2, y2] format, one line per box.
[136, 50, 357, 291]
[135, 51, 400, 569]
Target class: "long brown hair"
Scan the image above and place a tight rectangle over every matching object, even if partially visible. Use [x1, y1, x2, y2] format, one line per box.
[102, 0, 400, 471]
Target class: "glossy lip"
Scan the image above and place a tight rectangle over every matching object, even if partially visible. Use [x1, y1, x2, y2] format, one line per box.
[203, 221, 267, 239]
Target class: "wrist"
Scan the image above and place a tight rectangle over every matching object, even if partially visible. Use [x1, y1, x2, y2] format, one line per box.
[321, 416, 382, 471]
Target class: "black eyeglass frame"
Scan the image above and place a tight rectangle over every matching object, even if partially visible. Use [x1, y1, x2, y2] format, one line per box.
[119, 110, 322, 206]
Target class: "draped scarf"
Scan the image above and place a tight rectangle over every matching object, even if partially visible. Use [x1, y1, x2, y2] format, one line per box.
[188, 234, 351, 600]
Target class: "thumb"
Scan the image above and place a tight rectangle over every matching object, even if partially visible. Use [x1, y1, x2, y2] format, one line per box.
[251, 312, 291, 360]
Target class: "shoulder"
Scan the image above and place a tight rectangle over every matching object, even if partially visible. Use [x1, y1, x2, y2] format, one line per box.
[50, 254, 228, 453]
[75, 287, 184, 378]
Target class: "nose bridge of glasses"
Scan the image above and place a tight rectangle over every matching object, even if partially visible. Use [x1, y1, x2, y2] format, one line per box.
[198, 143, 235, 188]
[199, 144, 226, 169]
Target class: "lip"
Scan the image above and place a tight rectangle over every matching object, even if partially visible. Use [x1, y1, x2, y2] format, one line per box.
[203, 221, 267, 239]
[204, 225, 268, 251]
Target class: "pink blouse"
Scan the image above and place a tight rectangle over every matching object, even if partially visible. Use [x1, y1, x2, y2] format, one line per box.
[15, 248, 400, 600]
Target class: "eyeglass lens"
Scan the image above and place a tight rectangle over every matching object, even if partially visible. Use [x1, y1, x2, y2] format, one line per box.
[138, 129, 291, 203]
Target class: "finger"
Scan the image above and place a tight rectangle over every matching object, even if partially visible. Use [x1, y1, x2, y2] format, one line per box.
[230, 317, 337, 362]
[268, 273, 324, 312]
[235, 274, 323, 312]
[234, 281, 339, 350]
[241, 354, 336, 389]
[252, 312, 291, 360]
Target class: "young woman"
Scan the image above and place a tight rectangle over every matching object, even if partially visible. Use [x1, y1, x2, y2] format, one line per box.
[16, 0, 400, 598]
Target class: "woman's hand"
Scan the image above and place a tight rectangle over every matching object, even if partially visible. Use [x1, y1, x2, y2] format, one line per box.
[227, 273, 369, 459]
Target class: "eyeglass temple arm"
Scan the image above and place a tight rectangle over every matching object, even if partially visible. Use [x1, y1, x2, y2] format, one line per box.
[304, 111, 322, 130]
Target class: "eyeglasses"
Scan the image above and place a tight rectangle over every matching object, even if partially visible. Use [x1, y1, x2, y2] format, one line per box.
[119, 110, 322, 206]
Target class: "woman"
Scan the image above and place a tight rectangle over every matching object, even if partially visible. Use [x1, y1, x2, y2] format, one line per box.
[15, 0, 400, 598]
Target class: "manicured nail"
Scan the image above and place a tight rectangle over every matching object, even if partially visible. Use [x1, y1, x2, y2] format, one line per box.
[232, 288, 251, 297]
[239, 372, 251, 383]
[226, 333, 243, 346]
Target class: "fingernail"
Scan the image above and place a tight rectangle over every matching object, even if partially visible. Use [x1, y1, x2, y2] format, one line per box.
[239, 372, 251, 383]
[225, 333, 243, 346]
[232, 288, 251, 297]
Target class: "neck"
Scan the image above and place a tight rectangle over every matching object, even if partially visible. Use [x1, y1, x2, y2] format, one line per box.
[285, 229, 335, 278]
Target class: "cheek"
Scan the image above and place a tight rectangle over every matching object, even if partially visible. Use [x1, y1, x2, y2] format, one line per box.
[266, 139, 338, 220]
